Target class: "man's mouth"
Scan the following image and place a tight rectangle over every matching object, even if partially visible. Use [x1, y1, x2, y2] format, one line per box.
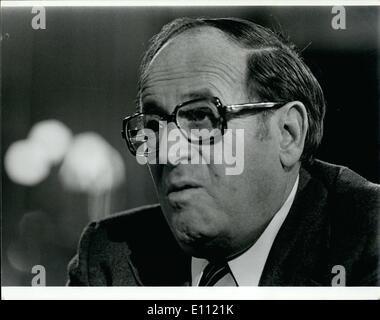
[166, 181, 202, 196]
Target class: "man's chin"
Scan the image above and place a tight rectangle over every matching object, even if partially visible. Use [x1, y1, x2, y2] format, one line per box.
[172, 226, 230, 259]
[174, 225, 212, 246]
[161, 200, 230, 256]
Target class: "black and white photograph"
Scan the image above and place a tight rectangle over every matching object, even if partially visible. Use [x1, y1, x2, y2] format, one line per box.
[1, 1, 379, 298]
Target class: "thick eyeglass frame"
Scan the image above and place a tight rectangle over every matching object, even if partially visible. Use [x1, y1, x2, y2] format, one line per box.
[121, 96, 286, 156]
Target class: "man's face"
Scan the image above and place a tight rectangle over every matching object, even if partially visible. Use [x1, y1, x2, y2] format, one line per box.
[140, 28, 287, 259]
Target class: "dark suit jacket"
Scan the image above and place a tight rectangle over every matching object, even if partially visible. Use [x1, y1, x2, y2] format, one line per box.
[67, 160, 380, 286]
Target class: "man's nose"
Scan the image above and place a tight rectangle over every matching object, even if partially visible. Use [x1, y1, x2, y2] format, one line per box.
[158, 122, 191, 166]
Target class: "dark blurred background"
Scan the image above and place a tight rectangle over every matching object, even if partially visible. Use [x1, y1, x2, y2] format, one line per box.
[1, 6, 379, 285]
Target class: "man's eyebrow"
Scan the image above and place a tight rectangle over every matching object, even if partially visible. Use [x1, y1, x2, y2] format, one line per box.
[141, 101, 167, 115]
[141, 88, 216, 114]
[180, 89, 215, 101]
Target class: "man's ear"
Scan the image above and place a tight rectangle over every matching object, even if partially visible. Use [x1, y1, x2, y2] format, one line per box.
[278, 101, 308, 168]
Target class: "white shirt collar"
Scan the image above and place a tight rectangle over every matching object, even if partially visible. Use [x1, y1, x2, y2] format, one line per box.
[191, 175, 299, 286]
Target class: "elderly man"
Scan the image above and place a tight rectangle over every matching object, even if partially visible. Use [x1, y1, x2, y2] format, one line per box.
[68, 17, 379, 286]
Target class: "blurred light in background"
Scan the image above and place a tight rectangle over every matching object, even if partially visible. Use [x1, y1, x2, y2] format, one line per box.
[18, 211, 56, 245]
[4, 126, 127, 281]
[4, 119, 73, 186]
[6, 211, 53, 273]
[7, 240, 41, 273]
[58, 132, 125, 195]
[28, 119, 73, 164]
[4, 139, 51, 186]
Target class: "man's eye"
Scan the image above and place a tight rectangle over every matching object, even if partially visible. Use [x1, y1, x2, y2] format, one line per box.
[191, 110, 208, 121]
[145, 119, 160, 132]
[182, 107, 213, 121]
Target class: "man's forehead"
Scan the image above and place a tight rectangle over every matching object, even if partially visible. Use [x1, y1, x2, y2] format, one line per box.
[150, 27, 247, 68]
[140, 27, 249, 108]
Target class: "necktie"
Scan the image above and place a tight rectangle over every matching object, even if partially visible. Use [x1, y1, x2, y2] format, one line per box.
[198, 261, 231, 286]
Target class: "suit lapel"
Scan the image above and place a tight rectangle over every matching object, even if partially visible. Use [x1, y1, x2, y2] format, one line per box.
[259, 167, 331, 286]
[133, 247, 191, 286]
[126, 209, 192, 286]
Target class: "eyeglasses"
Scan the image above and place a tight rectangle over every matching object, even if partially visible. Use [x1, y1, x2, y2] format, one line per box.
[121, 97, 286, 156]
